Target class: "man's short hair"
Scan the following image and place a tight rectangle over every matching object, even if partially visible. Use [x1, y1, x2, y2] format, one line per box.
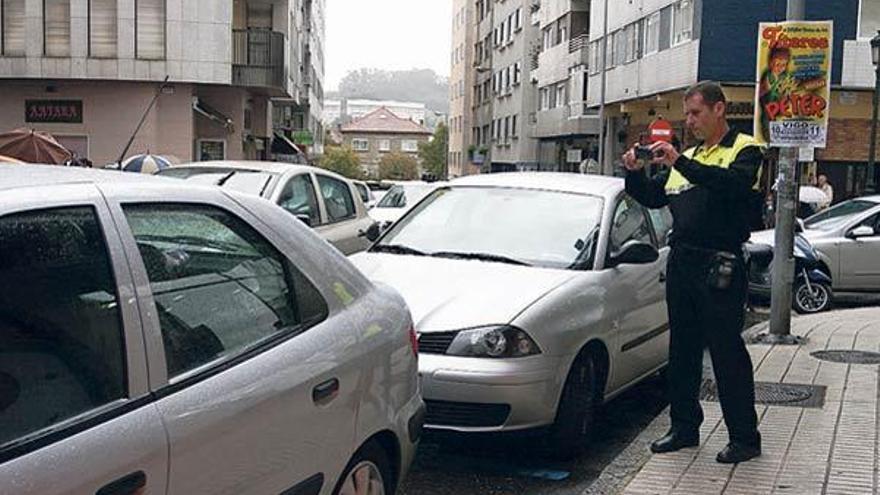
[684, 81, 727, 109]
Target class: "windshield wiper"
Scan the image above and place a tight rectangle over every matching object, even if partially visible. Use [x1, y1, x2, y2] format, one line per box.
[371, 244, 427, 256]
[430, 251, 531, 266]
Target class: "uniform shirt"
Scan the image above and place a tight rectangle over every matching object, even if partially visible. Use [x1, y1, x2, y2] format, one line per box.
[625, 130, 765, 252]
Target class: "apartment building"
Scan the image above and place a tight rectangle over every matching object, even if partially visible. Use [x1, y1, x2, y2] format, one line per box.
[0, 0, 323, 165]
[587, 0, 878, 198]
[448, 0, 475, 177]
[339, 107, 432, 178]
[533, 0, 599, 171]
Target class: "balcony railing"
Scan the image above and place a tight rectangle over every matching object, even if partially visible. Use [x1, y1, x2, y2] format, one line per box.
[232, 29, 286, 92]
[569, 33, 589, 53]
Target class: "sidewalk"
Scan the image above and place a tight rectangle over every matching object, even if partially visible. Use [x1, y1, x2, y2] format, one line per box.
[615, 307, 880, 495]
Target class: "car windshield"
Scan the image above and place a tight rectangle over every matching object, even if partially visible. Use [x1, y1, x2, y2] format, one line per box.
[158, 168, 275, 197]
[804, 199, 877, 231]
[374, 186, 604, 269]
[376, 184, 435, 208]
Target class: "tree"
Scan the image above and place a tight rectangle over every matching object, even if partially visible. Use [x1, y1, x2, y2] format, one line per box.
[419, 123, 448, 179]
[318, 146, 363, 179]
[378, 152, 419, 181]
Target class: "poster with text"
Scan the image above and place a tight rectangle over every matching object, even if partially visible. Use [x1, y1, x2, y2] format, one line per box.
[754, 21, 833, 148]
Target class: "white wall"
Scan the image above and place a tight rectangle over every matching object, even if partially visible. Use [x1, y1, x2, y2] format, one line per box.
[841, 39, 876, 89]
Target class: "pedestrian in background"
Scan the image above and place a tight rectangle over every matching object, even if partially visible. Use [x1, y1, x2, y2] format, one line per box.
[817, 174, 833, 210]
[622, 81, 764, 464]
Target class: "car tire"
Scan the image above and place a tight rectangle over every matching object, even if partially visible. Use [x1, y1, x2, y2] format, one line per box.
[332, 440, 394, 495]
[792, 280, 832, 314]
[545, 352, 599, 460]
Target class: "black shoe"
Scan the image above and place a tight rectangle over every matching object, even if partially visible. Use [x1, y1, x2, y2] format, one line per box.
[650, 431, 699, 454]
[716, 442, 761, 463]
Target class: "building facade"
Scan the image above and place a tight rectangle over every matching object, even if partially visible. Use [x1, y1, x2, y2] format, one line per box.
[339, 107, 432, 178]
[587, 0, 879, 199]
[0, 0, 323, 165]
[449, 0, 476, 177]
[324, 98, 428, 127]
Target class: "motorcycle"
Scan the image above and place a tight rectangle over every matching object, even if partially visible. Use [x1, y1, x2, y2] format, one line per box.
[745, 227, 833, 314]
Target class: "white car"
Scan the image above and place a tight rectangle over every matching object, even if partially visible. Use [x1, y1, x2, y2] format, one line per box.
[352, 180, 379, 209]
[350, 172, 671, 458]
[369, 181, 446, 228]
[0, 165, 423, 495]
[159, 162, 378, 255]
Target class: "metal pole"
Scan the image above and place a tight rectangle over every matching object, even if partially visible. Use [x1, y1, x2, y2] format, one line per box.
[768, 0, 805, 339]
[117, 75, 170, 167]
[868, 63, 880, 193]
[597, 0, 609, 173]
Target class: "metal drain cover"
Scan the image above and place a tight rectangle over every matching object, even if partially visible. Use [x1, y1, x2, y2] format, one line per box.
[811, 350, 880, 364]
[700, 380, 826, 408]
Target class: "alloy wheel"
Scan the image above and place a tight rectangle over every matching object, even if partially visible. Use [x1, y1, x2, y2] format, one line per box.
[338, 460, 386, 495]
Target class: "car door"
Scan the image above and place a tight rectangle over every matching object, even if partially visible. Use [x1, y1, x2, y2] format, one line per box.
[314, 173, 372, 255]
[837, 212, 880, 290]
[604, 196, 669, 391]
[0, 185, 167, 495]
[107, 194, 359, 495]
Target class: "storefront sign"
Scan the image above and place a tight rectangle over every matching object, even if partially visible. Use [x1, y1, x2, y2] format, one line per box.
[754, 21, 833, 148]
[25, 100, 83, 123]
[566, 149, 583, 163]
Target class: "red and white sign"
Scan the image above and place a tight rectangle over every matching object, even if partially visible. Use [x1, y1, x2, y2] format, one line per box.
[648, 119, 674, 143]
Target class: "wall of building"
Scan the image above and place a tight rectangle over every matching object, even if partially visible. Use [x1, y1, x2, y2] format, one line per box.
[449, 0, 475, 177]
[342, 133, 430, 177]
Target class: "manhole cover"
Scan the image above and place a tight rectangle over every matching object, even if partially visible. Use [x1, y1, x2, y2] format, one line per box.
[700, 380, 826, 408]
[811, 350, 880, 364]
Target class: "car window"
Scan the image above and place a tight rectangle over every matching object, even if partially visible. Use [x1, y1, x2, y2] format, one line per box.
[277, 174, 321, 226]
[609, 197, 653, 254]
[647, 206, 673, 247]
[805, 199, 877, 231]
[317, 175, 356, 222]
[377, 185, 407, 208]
[123, 204, 328, 378]
[856, 213, 880, 234]
[354, 183, 370, 203]
[0, 207, 126, 448]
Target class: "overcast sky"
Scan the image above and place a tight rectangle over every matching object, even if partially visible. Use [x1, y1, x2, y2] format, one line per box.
[325, 0, 453, 91]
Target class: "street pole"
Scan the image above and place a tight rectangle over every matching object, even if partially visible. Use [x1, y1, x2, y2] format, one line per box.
[868, 61, 880, 193]
[767, 0, 805, 342]
[117, 75, 170, 167]
[597, 0, 609, 174]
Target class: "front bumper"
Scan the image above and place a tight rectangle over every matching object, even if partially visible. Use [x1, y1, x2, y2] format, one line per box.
[418, 353, 566, 432]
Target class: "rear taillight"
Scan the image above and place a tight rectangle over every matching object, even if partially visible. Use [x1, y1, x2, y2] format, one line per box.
[408, 324, 419, 357]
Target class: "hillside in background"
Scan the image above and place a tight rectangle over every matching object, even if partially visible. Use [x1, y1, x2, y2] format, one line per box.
[330, 68, 449, 114]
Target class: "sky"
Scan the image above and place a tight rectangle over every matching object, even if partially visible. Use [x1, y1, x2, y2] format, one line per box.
[325, 0, 453, 91]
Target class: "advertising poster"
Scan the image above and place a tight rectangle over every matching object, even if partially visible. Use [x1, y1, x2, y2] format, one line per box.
[754, 21, 833, 148]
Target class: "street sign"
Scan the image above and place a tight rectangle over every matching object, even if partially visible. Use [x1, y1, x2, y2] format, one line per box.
[754, 21, 833, 148]
[648, 118, 674, 143]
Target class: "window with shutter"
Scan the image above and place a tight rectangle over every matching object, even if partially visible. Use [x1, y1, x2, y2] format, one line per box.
[136, 0, 165, 60]
[44, 0, 70, 57]
[89, 0, 117, 58]
[2, 0, 25, 56]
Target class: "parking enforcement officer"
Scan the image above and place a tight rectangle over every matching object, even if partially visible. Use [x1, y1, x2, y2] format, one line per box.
[622, 81, 764, 464]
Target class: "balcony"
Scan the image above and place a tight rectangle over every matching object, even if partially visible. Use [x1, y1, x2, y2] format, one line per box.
[232, 30, 286, 94]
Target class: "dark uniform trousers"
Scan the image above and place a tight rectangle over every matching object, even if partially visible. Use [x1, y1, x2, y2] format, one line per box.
[666, 243, 759, 446]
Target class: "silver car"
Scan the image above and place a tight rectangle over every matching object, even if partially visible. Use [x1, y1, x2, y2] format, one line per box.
[350, 172, 671, 458]
[158, 161, 378, 255]
[752, 195, 880, 293]
[0, 165, 423, 495]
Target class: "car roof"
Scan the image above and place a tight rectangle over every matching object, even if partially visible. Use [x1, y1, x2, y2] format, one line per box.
[449, 172, 623, 199]
[172, 160, 345, 179]
[851, 195, 880, 204]
[0, 163, 180, 191]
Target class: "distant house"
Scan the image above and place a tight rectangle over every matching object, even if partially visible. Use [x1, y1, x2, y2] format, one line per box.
[340, 107, 433, 177]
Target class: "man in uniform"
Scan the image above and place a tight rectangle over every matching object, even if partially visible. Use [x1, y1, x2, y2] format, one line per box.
[622, 81, 764, 464]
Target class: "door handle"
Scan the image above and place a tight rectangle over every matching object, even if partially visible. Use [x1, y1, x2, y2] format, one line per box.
[659, 272, 666, 283]
[312, 378, 340, 405]
[96, 471, 146, 495]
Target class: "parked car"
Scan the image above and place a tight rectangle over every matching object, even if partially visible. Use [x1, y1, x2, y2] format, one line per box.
[750, 195, 880, 305]
[352, 180, 378, 209]
[158, 161, 377, 255]
[369, 181, 447, 229]
[350, 173, 670, 458]
[0, 164, 423, 495]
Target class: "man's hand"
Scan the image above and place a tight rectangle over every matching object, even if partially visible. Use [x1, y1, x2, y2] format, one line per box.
[622, 146, 643, 171]
[650, 141, 680, 167]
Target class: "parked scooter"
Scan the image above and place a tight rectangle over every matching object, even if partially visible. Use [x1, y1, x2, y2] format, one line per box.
[745, 223, 833, 314]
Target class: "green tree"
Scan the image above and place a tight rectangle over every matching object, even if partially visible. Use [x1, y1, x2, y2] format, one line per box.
[318, 146, 363, 179]
[378, 152, 419, 180]
[418, 123, 448, 180]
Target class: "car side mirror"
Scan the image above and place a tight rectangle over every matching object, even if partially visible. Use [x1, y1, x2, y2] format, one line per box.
[608, 240, 659, 268]
[295, 214, 312, 227]
[359, 222, 381, 242]
[847, 225, 875, 239]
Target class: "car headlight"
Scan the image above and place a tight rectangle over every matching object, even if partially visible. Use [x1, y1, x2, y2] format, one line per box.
[445, 325, 541, 358]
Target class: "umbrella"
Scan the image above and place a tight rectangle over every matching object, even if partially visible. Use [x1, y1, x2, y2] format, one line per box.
[0, 154, 25, 164]
[121, 153, 172, 174]
[799, 185, 828, 204]
[0, 128, 72, 164]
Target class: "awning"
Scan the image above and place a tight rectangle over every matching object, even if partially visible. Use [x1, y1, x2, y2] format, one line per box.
[271, 131, 307, 162]
[192, 98, 234, 132]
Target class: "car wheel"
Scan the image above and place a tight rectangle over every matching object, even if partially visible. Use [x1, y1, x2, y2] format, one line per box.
[546, 352, 599, 460]
[333, 441, 393, 495]
[792, 280, 832, 314]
